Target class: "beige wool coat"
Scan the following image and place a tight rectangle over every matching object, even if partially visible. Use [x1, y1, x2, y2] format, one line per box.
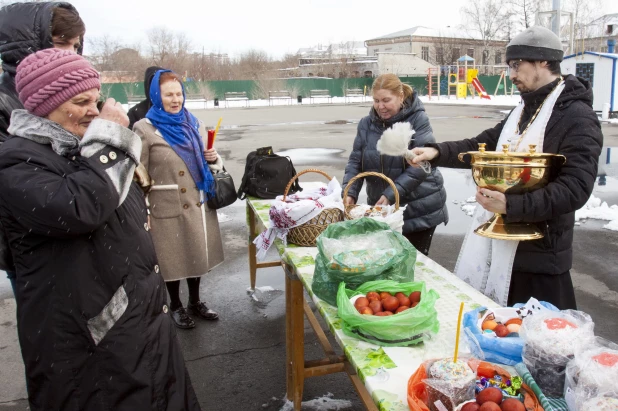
[134, 118, 224, 282]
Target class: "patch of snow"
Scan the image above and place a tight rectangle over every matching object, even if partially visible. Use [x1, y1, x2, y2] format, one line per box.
[466, 196, 476, 203]
[575, 195, 618, 221]
[280, 393, 353, 411]
[461, 204, 477, 216]
[575, 194, 618, 231]
[419, 95, 521, 107]
[604, 220, 618, 231]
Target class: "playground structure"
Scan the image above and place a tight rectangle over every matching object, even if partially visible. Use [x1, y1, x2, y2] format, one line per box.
[427, 55, 498, 100]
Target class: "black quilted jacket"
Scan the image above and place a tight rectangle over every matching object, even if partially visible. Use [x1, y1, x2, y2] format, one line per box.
[343, 91, 449, 234]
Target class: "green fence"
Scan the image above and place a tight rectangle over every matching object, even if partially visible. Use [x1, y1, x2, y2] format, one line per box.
[103, 75, 514, 104]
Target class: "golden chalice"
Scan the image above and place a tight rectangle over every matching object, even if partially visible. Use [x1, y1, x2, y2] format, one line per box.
[458, 143, 566, 241]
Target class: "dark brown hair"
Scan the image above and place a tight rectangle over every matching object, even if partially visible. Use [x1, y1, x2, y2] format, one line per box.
[159, 71, 184, 86]
[51, 6, 85, 44]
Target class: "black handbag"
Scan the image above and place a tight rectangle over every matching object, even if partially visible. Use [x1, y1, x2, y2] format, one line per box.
[207, 169, 237, 209]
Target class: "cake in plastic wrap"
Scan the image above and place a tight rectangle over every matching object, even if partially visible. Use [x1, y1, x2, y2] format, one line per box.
[424, 359, 476, 411]
[520, 310, 595, 398]
[580, 395, 618, 410]
[565, 336, 618, 410]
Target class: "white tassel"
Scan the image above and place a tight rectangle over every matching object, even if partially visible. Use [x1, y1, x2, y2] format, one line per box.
[377, 122, 431, 173]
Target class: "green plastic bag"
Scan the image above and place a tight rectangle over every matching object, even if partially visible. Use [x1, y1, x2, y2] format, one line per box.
[311, 218, 417, 306]
[337, 280, 440, 346]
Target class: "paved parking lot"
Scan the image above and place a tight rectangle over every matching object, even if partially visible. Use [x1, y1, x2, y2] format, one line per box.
[1, 102, 617, 410]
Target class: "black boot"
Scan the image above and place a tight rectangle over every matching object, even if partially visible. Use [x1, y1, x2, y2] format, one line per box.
[187, 301, 219, 320]
[170, 307, 195, 329]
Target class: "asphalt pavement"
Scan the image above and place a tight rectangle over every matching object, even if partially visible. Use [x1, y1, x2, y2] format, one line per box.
[1, 102, 617, 410]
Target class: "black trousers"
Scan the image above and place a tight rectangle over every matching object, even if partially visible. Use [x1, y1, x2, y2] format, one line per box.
[403, 227, 436, 256]
[507, 270, 577, 310]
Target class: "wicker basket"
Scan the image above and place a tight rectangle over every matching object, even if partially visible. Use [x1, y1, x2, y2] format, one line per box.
[283, 169, 344, 247]
[343, 171, 400, 220]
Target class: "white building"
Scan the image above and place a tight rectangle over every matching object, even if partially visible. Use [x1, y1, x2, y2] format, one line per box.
[562, 52, 618, 112]
[365, 26, 508, 67]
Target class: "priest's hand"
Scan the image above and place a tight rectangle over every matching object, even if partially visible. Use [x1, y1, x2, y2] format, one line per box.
[476, 187, 506, 214]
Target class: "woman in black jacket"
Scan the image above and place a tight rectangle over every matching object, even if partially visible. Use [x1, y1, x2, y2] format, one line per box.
[127, 66, 164, 130]
[0, 48, 200, 411]
[0, 1, 85, 295]
[342, 74, 448, 255]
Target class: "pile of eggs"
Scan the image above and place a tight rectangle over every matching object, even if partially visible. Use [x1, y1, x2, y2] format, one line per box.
[481, 317, 522, 338]
[353, 290, 421, 316]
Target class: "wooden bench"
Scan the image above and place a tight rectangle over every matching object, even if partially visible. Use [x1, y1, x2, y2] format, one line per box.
[127, 94, 146, 105]
[224, 91, 249, 107]
[185, 93, 208, 109]
[309, 89, 332, 104]
[344, 88, 365, 103]
[268, 90, 292, 106]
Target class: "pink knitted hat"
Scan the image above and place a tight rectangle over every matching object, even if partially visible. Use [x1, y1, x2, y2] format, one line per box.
[15, 48, 100, 117]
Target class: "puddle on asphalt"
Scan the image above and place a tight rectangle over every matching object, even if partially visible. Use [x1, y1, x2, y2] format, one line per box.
[276, 148, 347, 166]
[434, 168, 477, 236]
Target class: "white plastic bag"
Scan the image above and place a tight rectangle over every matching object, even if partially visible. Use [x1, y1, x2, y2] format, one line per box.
[520, 310, 595, 398]
[564, 337, 618, 410]
[347, 204, 405, 233]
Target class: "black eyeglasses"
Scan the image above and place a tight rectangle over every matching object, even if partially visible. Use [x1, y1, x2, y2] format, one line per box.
[508, 59, 525, 72]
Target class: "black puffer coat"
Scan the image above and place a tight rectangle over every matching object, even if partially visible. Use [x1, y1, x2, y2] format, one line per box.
[343, 92, 449, 234]
[0, 2, 83, 142]
[128, 66, 163, 130]
[0, 123, 200, 410]
[433, 75, 603, 275]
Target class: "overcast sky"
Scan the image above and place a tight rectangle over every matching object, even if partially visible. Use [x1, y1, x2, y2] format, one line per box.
[68, 0, 618, 58]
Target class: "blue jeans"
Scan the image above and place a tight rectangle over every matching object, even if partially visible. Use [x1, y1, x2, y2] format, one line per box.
[6, 270, 16, 296]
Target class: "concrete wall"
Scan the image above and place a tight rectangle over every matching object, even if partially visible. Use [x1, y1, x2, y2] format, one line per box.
[367, 42, 412, 56]
[377, 53, 436, 76]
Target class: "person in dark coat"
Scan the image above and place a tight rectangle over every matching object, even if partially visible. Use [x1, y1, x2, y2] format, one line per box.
[0, 49, 200, 411]
[343, 73, 448, 255]
[410, 26, 603, 309]
[0, 1, 85, 295]
[0, 1, 84, 141]
[128, 66, 163, 130]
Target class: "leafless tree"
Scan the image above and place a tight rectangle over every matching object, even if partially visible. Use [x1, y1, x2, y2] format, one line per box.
[237, 49, 272, 79]
[461, 0, 513, 47]
[566, 0, 603, 40]
[507, 0, 544, 31]
[88, 35, 123, 72]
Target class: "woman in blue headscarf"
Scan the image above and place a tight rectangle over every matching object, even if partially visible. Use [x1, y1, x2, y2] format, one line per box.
[134, 70, 224, 329]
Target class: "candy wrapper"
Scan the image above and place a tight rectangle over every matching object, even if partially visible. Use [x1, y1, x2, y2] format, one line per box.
[520, 309, 595, 398]
[564, 336, 618, 410]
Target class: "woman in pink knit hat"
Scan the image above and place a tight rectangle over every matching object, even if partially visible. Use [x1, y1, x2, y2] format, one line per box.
[0, 48, 201, 411]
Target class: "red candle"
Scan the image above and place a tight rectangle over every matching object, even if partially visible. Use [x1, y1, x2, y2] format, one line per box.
[207, 129, 215, 150]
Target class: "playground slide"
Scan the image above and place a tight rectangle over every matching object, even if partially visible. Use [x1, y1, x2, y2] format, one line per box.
[471, 77, 491, 100]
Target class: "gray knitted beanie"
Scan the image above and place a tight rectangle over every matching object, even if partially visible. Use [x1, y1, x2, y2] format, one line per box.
[506, 26, 564, 63]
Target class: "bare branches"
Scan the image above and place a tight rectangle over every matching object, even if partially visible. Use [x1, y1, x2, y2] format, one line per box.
[461, 0, 513, 47]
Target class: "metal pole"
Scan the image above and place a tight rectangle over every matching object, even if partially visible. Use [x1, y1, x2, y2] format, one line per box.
[551, 0, 562, 37]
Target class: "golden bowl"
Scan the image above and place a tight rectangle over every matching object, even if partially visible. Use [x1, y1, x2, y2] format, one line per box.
[458, 143, 566, 240]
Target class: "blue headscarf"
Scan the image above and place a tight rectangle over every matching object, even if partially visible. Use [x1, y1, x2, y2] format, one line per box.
[145, 69, 215, 200]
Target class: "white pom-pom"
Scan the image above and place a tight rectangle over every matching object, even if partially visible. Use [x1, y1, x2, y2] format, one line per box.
[376, 122, 415, 156]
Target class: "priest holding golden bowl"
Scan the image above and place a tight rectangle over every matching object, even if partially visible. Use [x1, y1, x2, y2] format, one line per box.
[409, 26, 603, 310]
